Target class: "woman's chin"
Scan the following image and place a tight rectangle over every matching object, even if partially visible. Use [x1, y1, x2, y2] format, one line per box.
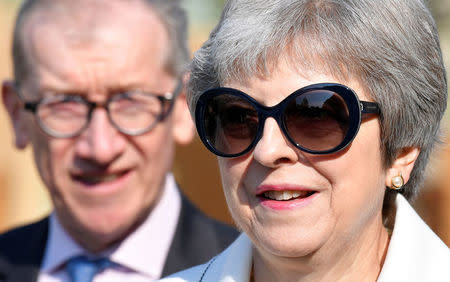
[251, 229, 328, 259]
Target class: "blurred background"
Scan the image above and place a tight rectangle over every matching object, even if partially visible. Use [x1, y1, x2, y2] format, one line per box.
[0, 0, 449, 247]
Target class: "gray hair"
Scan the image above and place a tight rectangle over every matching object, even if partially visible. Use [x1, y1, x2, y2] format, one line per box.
[188, 0, 447, 201]
[12, 0, 189, 84]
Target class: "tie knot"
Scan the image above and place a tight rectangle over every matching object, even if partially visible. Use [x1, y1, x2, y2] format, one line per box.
[66, 255, 113, 282]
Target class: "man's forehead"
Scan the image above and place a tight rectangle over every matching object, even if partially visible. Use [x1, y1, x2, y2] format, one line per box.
[17, 0, 172, 96]
[22, 0, 158, 43]
[19, 0, 169, 64]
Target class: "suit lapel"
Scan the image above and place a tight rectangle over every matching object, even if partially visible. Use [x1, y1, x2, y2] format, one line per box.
[0, 217, 49, 282]
[161, 192, 239, 277]
[161, 194, 204, 276]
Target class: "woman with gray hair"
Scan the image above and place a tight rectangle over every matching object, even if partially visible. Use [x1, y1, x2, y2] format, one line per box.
[160, 0, 449, 281]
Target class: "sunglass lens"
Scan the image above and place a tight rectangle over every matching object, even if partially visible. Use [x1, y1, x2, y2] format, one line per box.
[203, 93, 259, 156]
[284, 90, 350, 152]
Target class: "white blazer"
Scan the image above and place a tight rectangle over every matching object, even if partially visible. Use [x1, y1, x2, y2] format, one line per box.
[159, 194, 450, 282]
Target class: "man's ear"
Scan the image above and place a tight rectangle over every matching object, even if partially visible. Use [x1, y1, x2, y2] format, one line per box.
[385, 147, 420, 187]
[2, 80, 30, 149]
[171, 75, 195, 145]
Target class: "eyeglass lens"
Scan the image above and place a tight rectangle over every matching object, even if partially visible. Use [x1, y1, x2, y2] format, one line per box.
[108, 93, 165, 133]
[38, 97, 88, 136]
[36, 93, 165, 137]
[200, 89, 351, 156]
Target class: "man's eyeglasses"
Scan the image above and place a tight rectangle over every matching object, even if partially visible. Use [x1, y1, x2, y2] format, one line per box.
[19, 80, 183, 138]
[195, 82, 380, 157]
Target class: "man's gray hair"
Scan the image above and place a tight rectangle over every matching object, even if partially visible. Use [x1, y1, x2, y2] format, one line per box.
[188, 0, 447, 201]
[12, 0, 189, 84]
[143, 0, 189, 77]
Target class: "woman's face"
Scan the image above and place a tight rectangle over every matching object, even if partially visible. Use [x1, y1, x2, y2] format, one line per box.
[219, 62, 389, 259]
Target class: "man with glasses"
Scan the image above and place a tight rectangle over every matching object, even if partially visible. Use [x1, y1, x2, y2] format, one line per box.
[0, 0, 237, 281]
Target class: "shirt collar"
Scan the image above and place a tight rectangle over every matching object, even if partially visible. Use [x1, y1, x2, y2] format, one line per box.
[41, 173, 181, 279]
[41, 214, 85, 272]
[194, 194, 449, 282]
[202, 233, 252, 281]
[378, 194, 449, 281]
[111, 173, 181, 278]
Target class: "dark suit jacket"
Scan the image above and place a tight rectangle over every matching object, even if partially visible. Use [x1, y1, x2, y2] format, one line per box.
[0, 194, 239, 282]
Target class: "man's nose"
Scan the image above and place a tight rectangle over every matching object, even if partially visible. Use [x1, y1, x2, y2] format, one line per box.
[74, 108, 126, 165]
[252, 118, 298, 167]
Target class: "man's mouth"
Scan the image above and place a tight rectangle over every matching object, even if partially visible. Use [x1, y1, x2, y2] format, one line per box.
[73, 171, 129, 185]
[260, 190, 316, 201]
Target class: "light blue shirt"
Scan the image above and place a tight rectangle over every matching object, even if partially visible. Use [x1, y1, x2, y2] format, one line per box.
[39, 173, 181, 282]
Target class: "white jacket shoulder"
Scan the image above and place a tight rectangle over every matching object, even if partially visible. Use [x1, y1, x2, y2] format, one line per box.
[158, 233, 252, 282]
[159, 263, 209, 282]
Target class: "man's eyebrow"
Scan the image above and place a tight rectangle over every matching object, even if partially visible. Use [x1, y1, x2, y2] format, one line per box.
[108, 83, 167, 94]
[22, 86, 89, 101]
[38, 86, 85, 95]
[108, 85, 139, 92]
[33, 82, 162, 100]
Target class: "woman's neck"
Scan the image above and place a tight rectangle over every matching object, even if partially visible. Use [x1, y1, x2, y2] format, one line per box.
[252, 218, 390, 282]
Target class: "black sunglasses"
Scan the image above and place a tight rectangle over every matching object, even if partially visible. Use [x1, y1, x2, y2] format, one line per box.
[195, 82, 380, 158]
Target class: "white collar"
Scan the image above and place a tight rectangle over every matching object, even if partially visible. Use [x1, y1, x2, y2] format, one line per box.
[198, 233, 253, 281]
[377, 194, 450, 281]
[164, 194, 449, 282]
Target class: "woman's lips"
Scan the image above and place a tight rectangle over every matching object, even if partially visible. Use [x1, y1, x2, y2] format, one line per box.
[256, 185, 318, 210]
[262, 190, 314, 201]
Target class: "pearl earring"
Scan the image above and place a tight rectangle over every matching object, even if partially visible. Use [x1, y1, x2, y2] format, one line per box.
[390, 174, 404, 190]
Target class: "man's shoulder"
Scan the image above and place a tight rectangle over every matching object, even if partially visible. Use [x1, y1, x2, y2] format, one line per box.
[0, 217, 49, 281]
[0, 217, 49, 238]
[0, 217, 49, 262]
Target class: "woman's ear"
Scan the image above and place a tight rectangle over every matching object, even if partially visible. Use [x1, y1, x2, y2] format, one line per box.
[385, 147, 420, 188]
[171, 75, 195, 145]
[2, 80, 30, 149]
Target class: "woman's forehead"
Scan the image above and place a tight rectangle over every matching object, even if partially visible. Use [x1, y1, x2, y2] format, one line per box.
[222, 44, 354, 84]
[223, 62, 370, 106]
[223, 49, 371, 100]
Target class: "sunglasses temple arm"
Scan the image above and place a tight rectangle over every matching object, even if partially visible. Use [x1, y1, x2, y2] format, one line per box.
[360, 101, 380, 115]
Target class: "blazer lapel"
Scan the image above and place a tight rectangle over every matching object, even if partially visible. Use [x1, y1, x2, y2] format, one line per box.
[162, 194, 209, 276]
[0, 217, 49, 282]
[200, 234, 252, 282]
[161, 192, 238, 277]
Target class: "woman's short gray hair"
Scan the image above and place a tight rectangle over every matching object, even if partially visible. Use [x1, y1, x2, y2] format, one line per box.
[188, 0, 447, 201]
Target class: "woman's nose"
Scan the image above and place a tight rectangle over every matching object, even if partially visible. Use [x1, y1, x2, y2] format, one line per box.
[74, 108, 126, 165]
[252, 118, 298, 167]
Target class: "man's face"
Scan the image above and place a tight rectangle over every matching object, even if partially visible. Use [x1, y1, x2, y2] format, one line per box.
[2, 1, 193, 251]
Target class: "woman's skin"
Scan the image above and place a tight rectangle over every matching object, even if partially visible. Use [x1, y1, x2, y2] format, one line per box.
[219, 59, 419, 282]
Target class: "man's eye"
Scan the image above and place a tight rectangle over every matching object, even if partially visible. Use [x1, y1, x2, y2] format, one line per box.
[48, 100, 84, 111]
[41, 101, 86, 116]
[112, 94, 161, 113]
